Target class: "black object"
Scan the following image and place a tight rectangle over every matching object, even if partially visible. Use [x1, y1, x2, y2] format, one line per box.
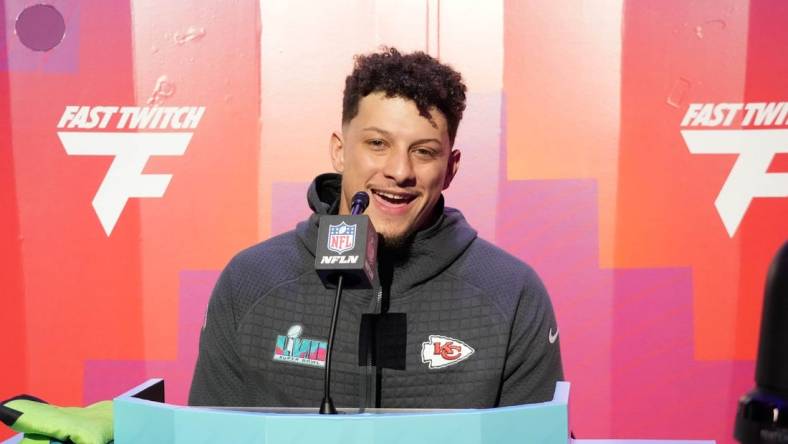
[318, 192, 376, 414]
[358, 312, 408, 370]
[315, 193, 377, 289]
[349, 191, 369, 216]
[735, 240, 788, 443]
[131, 379, 165, 403]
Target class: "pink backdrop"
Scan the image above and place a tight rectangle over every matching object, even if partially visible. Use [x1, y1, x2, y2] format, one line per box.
[2, 1, 787, 442]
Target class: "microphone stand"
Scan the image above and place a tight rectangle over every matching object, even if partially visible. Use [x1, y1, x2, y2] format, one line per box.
[319, 192, 369, 414]
[319, 274, 344, 414]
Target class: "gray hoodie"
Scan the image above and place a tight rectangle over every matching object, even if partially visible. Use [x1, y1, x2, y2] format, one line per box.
[189, 173, 563, 409]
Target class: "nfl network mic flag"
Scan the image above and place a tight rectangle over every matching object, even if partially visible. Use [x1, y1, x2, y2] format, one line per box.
[315, 215, 377, 289]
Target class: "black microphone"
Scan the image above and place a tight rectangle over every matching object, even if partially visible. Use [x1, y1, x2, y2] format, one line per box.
[735, 240, 788, 443]
[315, 192, 377, 289]
[315, 191, 377, 414]
[350, 191, 369, 216]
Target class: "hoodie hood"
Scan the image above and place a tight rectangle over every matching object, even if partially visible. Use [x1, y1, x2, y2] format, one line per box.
[306, 172, 342, 215]
[297, 173, 478, 296]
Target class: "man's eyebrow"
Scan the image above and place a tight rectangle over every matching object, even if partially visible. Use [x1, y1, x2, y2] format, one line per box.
[362, 126, 392, 136]
[411, 138, 443, 146]
[362, 127, 443, 146]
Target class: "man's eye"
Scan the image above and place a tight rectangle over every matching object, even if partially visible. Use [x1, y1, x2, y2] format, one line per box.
[414, 147, 437, 158]
[367, 139, 386, 148]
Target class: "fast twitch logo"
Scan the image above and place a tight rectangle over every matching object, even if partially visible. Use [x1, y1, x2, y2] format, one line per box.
[57, 105, 206, 235]
[680, 102, 788, 237]
[273, 325, 328, 368]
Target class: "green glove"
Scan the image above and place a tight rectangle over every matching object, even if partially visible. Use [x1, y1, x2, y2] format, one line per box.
[18, 433, 68, 444]
[0, 395, 113, 444]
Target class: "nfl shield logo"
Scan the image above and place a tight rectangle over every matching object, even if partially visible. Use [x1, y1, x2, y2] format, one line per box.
[327, 222, 356, 254]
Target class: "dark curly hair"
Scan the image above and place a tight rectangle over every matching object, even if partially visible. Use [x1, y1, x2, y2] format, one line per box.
[342, 47, 467, 145]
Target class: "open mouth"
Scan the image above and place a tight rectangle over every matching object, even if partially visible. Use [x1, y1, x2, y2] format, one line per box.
[370, 189, 417, 208]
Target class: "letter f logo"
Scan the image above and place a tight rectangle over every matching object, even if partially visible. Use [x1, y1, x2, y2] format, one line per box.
[681, 129, 788, 237]
[58, 132, 192, 235]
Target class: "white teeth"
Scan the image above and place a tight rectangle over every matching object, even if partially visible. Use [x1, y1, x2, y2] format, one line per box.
[375, 190, 412, 201]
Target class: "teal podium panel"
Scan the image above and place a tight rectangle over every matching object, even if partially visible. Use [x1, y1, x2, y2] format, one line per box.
[113, 379, 570, 444]
[0, 380, 716, 443]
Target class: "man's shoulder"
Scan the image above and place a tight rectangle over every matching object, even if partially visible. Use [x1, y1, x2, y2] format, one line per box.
[204, 229, 316, 330]
[233, 228, 304, 261]
[459, 237, 541, 283]
[449, 237, 548, 307]
[223, 229, 312, 289]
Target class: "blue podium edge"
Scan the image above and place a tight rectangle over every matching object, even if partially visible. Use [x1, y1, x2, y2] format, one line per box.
[112, 379, 571, 444]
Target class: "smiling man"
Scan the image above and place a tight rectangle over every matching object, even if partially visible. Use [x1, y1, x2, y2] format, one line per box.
[189, 48, 563, 409]
[332, 91, 458, 248]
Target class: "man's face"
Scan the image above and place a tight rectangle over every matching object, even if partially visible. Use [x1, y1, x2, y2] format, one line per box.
[330, 92, 460, 244]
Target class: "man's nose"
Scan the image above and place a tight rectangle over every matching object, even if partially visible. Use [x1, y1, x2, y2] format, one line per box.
[382, 148, 415, 185]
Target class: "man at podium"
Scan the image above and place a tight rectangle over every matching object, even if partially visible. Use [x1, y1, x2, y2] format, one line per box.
[189, 47, 563, 409]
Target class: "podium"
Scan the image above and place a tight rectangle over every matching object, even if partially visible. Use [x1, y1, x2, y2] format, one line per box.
[2, 380, 717, 444]
[114, 379, 570, 443]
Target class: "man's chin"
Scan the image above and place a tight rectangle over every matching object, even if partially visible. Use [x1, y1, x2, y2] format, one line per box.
[380, 234, 409, 251]
[378, 228, 415, 252]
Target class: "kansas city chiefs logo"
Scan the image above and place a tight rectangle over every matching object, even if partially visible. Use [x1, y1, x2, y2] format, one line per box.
[421, 335, 474, 369]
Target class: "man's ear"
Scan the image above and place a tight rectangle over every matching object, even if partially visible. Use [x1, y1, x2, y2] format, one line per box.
[443, 149, 461, 189]
[329, 132, 345, 173]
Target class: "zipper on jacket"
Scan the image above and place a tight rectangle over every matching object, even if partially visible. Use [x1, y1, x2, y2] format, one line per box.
[359, 286, 382, 411]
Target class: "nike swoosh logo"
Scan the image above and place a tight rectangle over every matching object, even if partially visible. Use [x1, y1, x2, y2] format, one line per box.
[549, 328, 559, 344]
